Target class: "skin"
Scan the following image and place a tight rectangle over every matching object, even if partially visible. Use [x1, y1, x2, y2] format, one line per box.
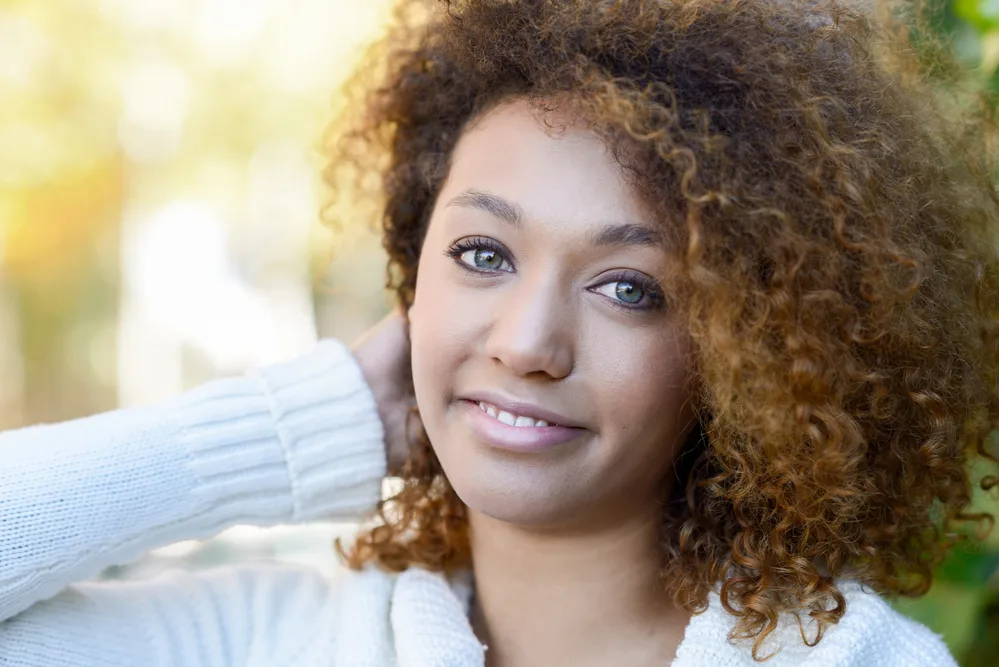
[409, 100, 697, 525]
[351, 307, 416, 474]
[356, 99, 698, 665]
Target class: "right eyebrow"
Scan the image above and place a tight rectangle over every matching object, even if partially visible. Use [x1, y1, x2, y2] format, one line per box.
[588, 222, 662, 248]
[445, 189, 524, 228]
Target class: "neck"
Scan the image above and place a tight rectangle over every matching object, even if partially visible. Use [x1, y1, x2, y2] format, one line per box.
[468, 503, 689, 667]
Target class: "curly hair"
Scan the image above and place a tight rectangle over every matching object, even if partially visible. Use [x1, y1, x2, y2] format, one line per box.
[324, 0, 999, 659]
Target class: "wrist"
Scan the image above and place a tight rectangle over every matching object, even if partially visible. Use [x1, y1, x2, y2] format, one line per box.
[253, 340, 386, 520]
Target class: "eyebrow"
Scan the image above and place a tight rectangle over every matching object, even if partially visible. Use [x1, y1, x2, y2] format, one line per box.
[445, 188, 662, 248]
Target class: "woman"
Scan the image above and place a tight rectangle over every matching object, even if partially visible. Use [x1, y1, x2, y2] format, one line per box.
[2, 0, 997, 665]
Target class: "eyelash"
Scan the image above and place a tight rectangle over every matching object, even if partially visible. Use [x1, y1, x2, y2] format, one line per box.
[443, 237, 666, 312]
[600, 270, 667, 313]
[444, 236, 512, 274]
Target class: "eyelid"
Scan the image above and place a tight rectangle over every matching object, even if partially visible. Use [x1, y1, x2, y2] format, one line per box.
[589, 271, 666, 312]
[444, 235, 516, 273]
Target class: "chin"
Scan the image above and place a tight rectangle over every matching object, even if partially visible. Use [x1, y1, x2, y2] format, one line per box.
[452, 475, 561, 526]
[432, 437, 594, 528]
[461, 490, 583, 529]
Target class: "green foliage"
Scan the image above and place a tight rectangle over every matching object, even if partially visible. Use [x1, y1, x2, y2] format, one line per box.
[954, 0, 999, 32]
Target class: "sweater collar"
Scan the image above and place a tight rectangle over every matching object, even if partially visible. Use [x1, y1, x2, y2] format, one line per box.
[391, 567, 487, 667]
[381, 566, 732, 667]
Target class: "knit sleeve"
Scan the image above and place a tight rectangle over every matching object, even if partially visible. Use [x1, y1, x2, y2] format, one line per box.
[0, 339, 386, 624]
[0, 563, 346, 667]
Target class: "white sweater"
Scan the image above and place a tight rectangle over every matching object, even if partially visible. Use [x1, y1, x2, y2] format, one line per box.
[0, 340, 957, 667]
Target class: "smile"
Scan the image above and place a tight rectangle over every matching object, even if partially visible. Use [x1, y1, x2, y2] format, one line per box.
[460, 398, 586, 453]
[476, 401, 554, 428]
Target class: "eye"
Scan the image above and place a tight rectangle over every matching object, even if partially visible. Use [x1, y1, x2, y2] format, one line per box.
[593, 280, 646, 305]
[445, 236, 515, 273]
[590, 273, 665, 312]
[611, 281, 644, 304]
[460, 247, 509, 271]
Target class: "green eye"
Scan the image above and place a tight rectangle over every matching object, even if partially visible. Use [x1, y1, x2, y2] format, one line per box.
[457, 247, 511, 272]
[590, 275, 663, 312]
[447, 237, 515, 273]
[615, 281, 644, 304]
[473, 249, 503, 270]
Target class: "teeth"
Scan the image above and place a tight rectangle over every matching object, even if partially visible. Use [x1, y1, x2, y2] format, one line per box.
[477, 401, 554, 428]
[497, 410, 516, 426]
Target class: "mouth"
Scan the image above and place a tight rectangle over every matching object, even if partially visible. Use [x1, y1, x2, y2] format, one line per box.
[459, 391, 582, 429]
[473, 400, 556, 428]
[457, 393, 587, 453]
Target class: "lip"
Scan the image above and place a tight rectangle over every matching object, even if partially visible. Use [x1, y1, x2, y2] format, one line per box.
[459, 401, 588, 453]
[457, 393, 589, 454]
[459, 390, 582, 428]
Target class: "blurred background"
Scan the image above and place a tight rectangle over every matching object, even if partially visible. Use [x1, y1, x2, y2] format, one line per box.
[0, 0, 998, 663]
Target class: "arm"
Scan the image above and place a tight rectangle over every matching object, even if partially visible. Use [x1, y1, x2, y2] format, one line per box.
[0, 339, 386, 624]
[0, 563, 348, 667]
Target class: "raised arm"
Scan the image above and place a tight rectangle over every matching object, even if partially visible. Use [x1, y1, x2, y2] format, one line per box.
[0, 338, 387, 623]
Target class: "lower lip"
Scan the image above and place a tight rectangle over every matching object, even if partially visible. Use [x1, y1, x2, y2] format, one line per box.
[459, 400, 588, 453]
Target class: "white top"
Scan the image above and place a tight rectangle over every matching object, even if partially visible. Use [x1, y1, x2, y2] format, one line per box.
[0, 340, 957, 666]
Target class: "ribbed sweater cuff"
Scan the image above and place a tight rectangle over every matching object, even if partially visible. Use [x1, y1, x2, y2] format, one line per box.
[254, 340, 387, 521]
[173, 340, 386, 528]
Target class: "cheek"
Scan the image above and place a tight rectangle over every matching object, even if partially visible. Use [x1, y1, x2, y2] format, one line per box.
[408, 257, 478, 404]
[591, 338, 692, 464]
[409, 270, 445, 404]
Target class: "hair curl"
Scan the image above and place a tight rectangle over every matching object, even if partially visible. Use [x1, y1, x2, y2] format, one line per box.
[325, 0, 999, 659]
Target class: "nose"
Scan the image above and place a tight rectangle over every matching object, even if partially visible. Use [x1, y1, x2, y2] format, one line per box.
[483, 275, 574, 380]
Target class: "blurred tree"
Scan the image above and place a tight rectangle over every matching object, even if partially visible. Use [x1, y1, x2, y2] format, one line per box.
[0, 3, 124, 425]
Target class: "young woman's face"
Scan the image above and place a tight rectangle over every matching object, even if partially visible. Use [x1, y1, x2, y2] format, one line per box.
[408, 100, 697, 528]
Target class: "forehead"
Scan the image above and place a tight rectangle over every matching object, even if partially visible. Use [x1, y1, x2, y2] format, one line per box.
[440, 100, 655, 231]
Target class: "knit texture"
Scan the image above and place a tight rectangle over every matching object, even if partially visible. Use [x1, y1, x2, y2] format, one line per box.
[0, 340, 956, 666]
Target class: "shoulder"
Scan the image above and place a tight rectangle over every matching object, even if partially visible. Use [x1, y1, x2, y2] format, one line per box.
[677, 581, 956, 667]
[794, 581, 957, 667]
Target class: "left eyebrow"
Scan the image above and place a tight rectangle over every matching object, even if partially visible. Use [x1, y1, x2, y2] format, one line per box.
[589, 222, 662, 248]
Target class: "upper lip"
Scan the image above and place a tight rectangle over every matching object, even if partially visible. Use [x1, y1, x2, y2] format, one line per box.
[460, 390, 585, 429]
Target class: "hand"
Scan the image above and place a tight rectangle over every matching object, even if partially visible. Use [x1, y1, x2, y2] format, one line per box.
[350, 309, 416, 475]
